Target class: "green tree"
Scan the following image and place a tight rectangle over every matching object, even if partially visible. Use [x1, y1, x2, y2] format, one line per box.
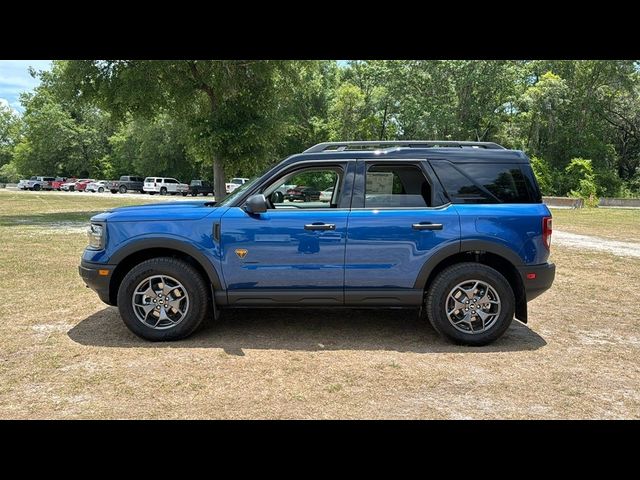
[13, 88, 113, 178]
[107, 115, 198, 181]
[0, 103, 21, 168]
[57, 60, 290, 199]
[328, 83, 371, 141]
[530, 156, 555, 195]
[565, 158, 598, 205]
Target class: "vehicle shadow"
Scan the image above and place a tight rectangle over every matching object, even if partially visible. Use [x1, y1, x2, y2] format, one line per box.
[68, 307, 547, 354]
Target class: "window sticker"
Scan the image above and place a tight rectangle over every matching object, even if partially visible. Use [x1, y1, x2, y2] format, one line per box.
[366, 171, 394, 194]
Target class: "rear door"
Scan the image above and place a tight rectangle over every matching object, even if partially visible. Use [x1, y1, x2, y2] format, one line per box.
[344, 160, 460, 305]
[165, 179, 178, 192]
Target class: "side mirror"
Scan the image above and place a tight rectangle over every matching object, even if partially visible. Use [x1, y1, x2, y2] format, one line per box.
[270, 190, 284, 204]
[245, 194, 268, 214]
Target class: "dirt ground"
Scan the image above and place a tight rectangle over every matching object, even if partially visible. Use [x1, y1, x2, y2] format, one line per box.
[0, 190, 638, 419]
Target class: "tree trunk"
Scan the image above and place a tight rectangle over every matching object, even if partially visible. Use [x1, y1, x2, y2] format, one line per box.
[213, 157, 226, 202]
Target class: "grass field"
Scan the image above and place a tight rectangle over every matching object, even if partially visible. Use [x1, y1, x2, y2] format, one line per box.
[1, 189, 639, 419]
[550, 207, 640, 243]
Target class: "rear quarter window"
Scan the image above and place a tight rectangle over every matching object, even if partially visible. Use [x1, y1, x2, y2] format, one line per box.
[430, 161, 536, 204]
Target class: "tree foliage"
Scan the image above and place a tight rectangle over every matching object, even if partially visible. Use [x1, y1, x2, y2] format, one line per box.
[6, 60, 640, 198]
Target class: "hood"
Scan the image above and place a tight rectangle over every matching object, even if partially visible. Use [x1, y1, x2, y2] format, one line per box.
[91, 201, 218, 222]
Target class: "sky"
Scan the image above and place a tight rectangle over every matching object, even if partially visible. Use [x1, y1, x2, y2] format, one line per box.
[0, 60, 52, 113]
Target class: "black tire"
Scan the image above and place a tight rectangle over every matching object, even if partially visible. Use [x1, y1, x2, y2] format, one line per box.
[33, 184, 41, 191]
[119, 185, 127, 194]
[148, 192, 155, 195]
[425, 262, 515, 346]
[110, 189, 118, 194]
[98, 187, 104, 193]
[191, 191, 197, 197]
[117, 257, 211, 341]
[160, 187, 167, 195]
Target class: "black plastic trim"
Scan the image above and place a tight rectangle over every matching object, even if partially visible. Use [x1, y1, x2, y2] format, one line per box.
[517, 263, 556, 301]
[227, 290, 343, 306]
[413, 242, 462, 289]
[109, 238, 223, 291]
[460, 240, 524, 266]
[344, 289, 423, 306]
[79, 260, 116, 305]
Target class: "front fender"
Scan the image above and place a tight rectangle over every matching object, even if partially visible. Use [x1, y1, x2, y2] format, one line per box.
[107, 234, 224, 290]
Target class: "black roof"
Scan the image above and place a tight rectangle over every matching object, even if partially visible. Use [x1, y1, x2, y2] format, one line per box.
[287, 142, 529, 165]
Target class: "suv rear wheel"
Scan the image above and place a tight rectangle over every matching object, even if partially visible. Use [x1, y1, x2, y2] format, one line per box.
[117, 257, 210, 341]
[425, 263, 515, 346]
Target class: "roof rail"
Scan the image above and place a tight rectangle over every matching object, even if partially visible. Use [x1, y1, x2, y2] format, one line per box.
[304, 140, 506, 153]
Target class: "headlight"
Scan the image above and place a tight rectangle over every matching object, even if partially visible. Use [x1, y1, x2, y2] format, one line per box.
[87, 224, 104, 250]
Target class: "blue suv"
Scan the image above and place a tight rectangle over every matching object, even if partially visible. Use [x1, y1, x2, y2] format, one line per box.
[79, 141, 555, 345]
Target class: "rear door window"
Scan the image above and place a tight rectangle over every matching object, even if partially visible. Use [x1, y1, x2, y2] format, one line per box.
[364, 164, 432, 208]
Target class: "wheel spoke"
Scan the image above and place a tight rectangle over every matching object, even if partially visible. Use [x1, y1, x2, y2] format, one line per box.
[460, 281, 478, 300]
[139, 286, 158, 299]
[167, 298, 184, 311]
[161, 276, 177, 296]
[135, 302, 156, 317]
[447, 298, 467, 316]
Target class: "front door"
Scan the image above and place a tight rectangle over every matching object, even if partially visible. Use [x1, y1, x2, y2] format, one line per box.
[344, 160, 460, 305]
[220, 162, 354, 306]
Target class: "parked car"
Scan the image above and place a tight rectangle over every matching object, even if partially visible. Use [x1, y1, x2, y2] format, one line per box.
[61, 179, 79, 191]
[188, 180, 214, 196]
[80, 140, 555, 346]
[225, 177, 250, 194]
[143, 177, 189, 195]
[51, 177, 73, 191]
[109, 176, 145, 194]
[86, 180, 109, 193]
[319, 187, 334, 202]
[17, 177, 37, 190]
[286, 186, 321, 202]
[74, 179, 95, 192]
[22, 176, 56, 191]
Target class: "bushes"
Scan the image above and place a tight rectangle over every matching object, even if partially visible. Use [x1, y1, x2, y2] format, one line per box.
[0, 162, 20, 183]
[531, 156, 640, 206]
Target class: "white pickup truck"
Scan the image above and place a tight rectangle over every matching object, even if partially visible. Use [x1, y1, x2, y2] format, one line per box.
[17, 176, 55, 191]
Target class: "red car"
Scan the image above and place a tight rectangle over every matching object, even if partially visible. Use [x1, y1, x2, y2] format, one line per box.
[51, 177, 73, 191]
[74, 179, 95, 192]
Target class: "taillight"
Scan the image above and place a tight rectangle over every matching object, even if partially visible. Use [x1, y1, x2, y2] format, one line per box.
[542, 216, 552, 250]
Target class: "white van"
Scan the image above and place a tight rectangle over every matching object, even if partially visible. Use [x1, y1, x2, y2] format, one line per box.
[143, 177, 190, 195]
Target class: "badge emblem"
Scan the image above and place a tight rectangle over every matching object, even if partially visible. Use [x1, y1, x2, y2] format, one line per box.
[235, 248, 248, 259]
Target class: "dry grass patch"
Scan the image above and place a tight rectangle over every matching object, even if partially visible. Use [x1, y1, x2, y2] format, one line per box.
[0, 191, 639, 418]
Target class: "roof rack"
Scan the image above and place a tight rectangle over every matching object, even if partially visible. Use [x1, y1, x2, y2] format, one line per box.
[304, 140, 506, 153]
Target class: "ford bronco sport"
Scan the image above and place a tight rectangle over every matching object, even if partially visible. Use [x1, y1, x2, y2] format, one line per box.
[79, 141, 555, 345]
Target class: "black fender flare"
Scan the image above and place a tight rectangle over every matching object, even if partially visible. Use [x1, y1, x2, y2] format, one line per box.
[413, 239, 523, 290]
[413, 242, 461, 289]
[109, 237, 223, 291]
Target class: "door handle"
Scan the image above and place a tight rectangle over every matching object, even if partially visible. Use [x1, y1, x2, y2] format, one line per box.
[304, 223, 336, 231]
[412, 222, 443, 231]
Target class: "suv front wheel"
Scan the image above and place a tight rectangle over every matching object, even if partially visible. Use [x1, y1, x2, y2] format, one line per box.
[425, 263, 515, 346]
[117, 257, 210, 341]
